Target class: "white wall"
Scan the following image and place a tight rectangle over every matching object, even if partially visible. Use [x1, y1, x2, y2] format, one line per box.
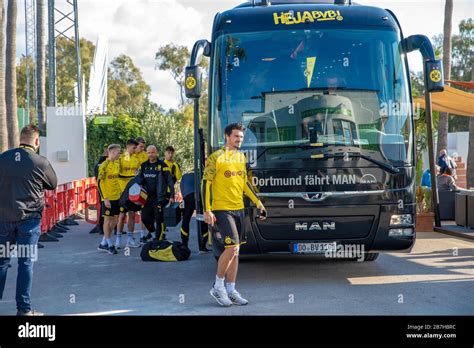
[45, 106, 87, 184]
[422, 132, 470, 170]
[448, 132, 469, 162]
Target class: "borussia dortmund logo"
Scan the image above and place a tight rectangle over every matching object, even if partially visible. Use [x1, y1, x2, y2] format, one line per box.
[430, 69, 441, 83]
[105, 210, 110, 216]
[225, 236, 232, 245]
[186, 76, 197, 89]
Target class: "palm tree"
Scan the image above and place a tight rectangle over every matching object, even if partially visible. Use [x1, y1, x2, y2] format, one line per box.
[436, 0, 453, 155]
[6, 0, 19, 148]
[36, 0, 46, 132]
[0, 0, 8, 153]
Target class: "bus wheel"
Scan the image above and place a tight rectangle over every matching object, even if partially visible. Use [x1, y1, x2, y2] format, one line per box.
[363, 252, 379, 261]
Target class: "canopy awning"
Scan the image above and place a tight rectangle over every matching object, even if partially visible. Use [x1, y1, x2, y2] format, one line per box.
[446, 80, 474, 90]
[414, 84, 474, 117]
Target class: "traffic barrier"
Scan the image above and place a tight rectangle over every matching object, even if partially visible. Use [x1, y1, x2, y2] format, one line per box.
[74, 179, 85, 212]
[84, 178, 100, 225]
[40, 178, 100, 240]
[65, 182, 76, 217]
[39, 177, 184, 240]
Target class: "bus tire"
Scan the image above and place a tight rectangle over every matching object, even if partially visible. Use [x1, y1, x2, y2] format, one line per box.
[363, 252, 379, 261]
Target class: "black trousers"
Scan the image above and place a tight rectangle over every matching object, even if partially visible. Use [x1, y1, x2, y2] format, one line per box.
[141, 200, 167, 240]
[99, 202, 105, 232]
[181, 193, 208, 250]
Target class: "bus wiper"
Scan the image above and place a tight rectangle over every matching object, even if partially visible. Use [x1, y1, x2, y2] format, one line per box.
[256, 145, 400, 174]
[256, 142, 320, 160]
[325, 152, 400, 174]
[297, 87, 380, 92]
[254, 88, 380, 97]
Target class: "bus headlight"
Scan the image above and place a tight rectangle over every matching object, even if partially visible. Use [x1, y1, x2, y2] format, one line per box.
[389, 228, 414, 237]
[390, 214, 413, 226]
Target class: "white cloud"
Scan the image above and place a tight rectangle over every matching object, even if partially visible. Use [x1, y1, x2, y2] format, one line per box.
[76, 0, 204, 109]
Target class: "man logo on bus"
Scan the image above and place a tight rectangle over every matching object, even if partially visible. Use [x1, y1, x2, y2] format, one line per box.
[360, 174, 377, 184]
[429, 69, 442, 83]
[295, 222, 336, 231]
[274, 10, 343, 25]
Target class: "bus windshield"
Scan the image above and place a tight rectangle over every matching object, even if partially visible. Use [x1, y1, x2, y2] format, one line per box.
[210, 28, 413, 165]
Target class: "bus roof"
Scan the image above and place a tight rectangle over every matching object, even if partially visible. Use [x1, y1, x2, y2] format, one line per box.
[236, 0, 354, 7]
[213, 3, 400, 35]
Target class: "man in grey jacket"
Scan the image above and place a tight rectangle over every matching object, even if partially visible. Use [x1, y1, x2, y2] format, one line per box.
[0, 125, 57, 316]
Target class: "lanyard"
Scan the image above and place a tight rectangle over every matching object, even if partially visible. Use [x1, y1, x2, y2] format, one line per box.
[19, 144, 36, 152]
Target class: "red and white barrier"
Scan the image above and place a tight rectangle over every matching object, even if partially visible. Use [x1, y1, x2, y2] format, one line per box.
[41, 178, 100, 234]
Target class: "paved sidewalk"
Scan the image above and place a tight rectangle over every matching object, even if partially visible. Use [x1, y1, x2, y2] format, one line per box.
[0, 220, 473, 315]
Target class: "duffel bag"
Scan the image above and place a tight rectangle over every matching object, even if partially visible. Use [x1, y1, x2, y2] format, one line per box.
[140, 240, 191, 262]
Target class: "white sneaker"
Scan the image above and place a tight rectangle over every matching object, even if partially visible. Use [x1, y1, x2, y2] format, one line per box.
[227, 290, 248, 306]
[210, 286, 232, 307]
[126, 239, 140, 248]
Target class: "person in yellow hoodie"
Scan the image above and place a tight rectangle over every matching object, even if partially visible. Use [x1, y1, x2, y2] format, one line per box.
[135, 137, 148, 165]
[116, 139, 141, 249]
[164, 146, 182, 185]
[203, 123, 267, 307]
[97, 144, 122, 255]
[134, 137, 150, 244]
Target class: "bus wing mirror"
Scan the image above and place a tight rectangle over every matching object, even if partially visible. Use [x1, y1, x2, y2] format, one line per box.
[185, 65, 202, 99]
[401, 35, 444, 93]
[424, 59, 444, 93]
[186, 40, 211, 99]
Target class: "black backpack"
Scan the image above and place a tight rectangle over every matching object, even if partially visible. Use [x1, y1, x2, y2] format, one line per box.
[140, 240, 191, 262]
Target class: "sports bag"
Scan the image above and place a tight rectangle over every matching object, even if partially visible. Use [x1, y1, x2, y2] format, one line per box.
[140, 240, 191, 262]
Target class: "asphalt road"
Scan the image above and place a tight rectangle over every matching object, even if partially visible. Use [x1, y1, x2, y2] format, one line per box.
[0, 219, 472, 315]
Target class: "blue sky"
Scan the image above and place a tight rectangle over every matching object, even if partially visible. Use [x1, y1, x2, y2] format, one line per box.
[13, 0, 474, 109]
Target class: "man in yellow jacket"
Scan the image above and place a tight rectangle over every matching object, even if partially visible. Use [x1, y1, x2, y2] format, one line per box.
[135, 137, 148, 165]
[116, 139, 141, 249]
[164, 146, 182, 185]
[203, 123, 266, 307]
[134, 137, 149, 243]
[97, 144, 122, 255]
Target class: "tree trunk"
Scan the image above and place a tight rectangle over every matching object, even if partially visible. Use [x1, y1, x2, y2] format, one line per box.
[0, 1, 8, 153]
[6, 0, 19, 148]
[436, 0, 453, 155]
[467, 118, 474, 189]
[467, 69, 474, 190]
[36, 0, 46, 133]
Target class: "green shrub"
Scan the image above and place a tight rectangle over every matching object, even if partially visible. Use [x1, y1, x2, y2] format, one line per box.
[86, 113, 142, 176]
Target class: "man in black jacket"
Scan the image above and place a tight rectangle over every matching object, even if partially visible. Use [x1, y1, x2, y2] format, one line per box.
[136, 145, 174, 241]
[179, 172, 210, 253]
[0, 125, 57, 316]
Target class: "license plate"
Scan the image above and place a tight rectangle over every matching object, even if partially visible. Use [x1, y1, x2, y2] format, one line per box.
[291, 242, 337, 254]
